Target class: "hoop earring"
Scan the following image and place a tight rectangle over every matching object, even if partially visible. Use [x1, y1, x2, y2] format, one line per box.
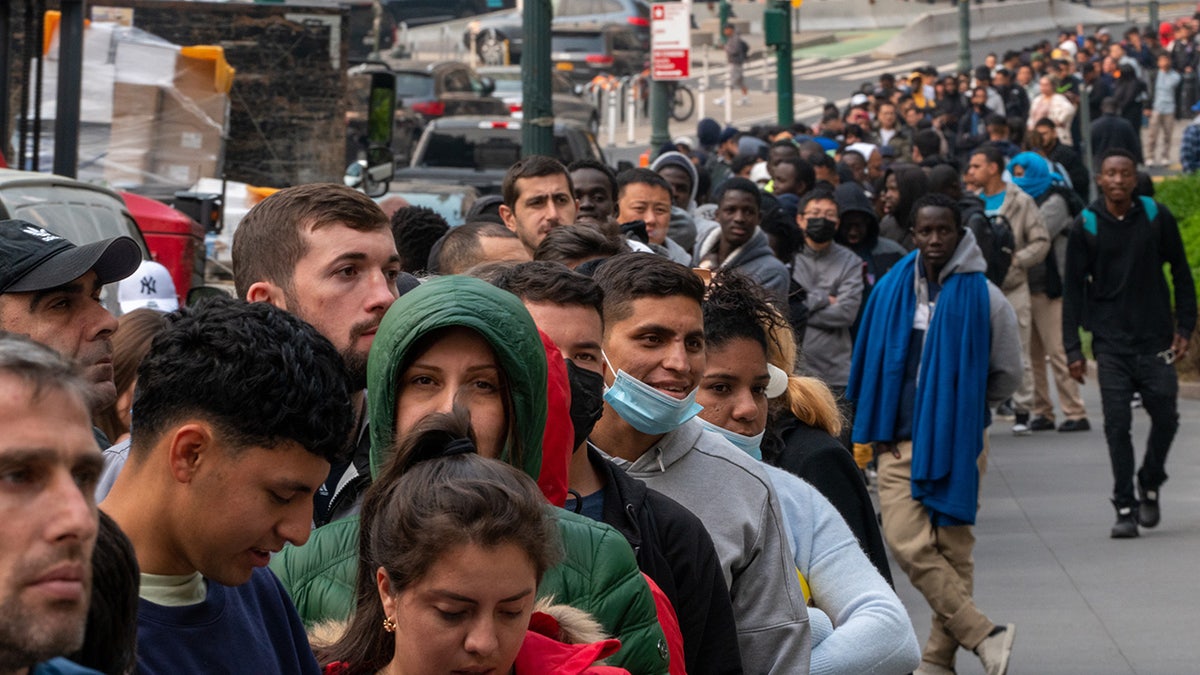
[382, 617, 397, 633]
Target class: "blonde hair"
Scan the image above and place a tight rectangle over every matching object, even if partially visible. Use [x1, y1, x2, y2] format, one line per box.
[764, 312, 844, 438]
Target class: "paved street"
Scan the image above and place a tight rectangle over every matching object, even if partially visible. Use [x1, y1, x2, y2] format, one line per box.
[886, 378, 1200, 674]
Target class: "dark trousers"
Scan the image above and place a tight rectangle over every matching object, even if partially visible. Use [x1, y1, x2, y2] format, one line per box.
[1096, 352, 1180, 507]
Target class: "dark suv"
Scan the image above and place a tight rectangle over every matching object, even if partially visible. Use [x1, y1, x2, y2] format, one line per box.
[384, 0, 515, 28]
[551, 24, 647, 84]
[465, 0, 649, 66]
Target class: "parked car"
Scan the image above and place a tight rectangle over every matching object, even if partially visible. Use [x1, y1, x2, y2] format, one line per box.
[376, 181, 480, 226]
[384, 0, 515, 28]
[0, 168, 150, 312]
[394, 116, 606, 195]
[393, 62, 508, 120]
[476, 66, 601, 134]
[465, 0, 649, 66]
[550, 24, 647, 84]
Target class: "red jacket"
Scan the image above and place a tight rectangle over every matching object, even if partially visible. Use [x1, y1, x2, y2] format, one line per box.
[515, 611, 630, 674]
[537, 331, 572, 507]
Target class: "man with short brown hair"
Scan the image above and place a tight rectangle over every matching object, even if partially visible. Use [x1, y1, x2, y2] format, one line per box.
[499, 155, 578, 255]
[233, 183, 401, 526]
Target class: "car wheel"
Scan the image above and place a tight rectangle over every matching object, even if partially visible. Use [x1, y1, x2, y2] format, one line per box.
[476, 29, 506, 66]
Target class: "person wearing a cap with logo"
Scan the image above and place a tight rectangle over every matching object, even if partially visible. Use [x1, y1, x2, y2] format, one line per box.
[0, 220, 141, 447]
[117, 260, 179, 315]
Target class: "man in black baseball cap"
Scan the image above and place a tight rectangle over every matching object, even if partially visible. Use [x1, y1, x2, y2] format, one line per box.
[0, 219, 141, 418]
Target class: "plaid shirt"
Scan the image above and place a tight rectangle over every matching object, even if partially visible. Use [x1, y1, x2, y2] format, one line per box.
[1182, 120, 1200, 172]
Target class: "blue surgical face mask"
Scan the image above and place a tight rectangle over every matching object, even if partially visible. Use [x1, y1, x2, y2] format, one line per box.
[699, 418, 765, 460]
[602, 354, 703, 435]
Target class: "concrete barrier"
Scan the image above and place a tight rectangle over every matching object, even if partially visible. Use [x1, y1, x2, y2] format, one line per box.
[874, 0, 1116, 59]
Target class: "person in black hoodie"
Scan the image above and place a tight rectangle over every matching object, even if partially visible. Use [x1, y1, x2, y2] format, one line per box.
[487, 260, 744, 675]
[834, 181, 906, 294]
[1063, 149, 1196, 539]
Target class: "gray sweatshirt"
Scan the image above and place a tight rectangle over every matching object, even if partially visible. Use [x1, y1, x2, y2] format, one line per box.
[791, 242, 864, 387]
[611, 418, 813, 674]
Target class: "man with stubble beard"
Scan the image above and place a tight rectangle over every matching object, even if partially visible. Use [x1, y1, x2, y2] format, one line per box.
[233, 183, 402, 526]
[0, 220, 141, 449]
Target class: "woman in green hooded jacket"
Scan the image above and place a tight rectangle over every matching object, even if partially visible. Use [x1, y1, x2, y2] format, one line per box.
[270, 276, 670, 675]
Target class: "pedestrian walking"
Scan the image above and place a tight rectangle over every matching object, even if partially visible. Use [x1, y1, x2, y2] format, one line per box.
[1062, 149, 1196, 539]
[715, 24, 749, 107]
[1146, 54, 1183, 167]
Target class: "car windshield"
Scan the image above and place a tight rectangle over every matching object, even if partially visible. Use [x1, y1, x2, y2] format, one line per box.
[420, 127, 577, 169]
[491, 78, 522, 95]
[420, 127, 523, 169]
[552, 34, 605, 52]
[395, 73, 434, 99]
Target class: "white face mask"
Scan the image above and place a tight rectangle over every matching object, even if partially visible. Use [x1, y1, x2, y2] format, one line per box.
[602, 353, 703, 436]
[699, 418, 765, 460]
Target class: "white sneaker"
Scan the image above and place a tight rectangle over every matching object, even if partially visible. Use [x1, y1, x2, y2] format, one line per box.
[713, 97, 726, 106]
[737, 96, 750, 106]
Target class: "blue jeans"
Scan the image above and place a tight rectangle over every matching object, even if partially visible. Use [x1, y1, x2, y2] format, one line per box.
[1096, 352, 1180, 507]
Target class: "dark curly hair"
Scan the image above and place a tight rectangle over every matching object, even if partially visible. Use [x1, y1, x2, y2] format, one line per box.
[390, 205, 449, 274]
[701, 270, 791, 353]
[908, 192, 962, 231]
[129, 296, 354, 463]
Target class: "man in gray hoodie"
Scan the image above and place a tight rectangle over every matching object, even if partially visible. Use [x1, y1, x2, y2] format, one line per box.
[692, 177, 789, 308]
[791, 189, 864, 394]
[650, 151, 720, 251]
[590, 254, 812, 674]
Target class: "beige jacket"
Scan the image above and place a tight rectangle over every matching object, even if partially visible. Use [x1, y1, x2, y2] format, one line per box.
[998, 182, 1050, 292]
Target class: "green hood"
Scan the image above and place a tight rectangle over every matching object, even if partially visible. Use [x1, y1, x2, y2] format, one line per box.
[367, 275, 547, 481]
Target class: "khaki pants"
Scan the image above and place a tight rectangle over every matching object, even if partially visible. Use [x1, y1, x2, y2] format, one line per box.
[1004, 284, 1035, 413]
[878, 438, 994, 668]
[1029, 292, 1088, 421]
[1146, 111, 1175, 164]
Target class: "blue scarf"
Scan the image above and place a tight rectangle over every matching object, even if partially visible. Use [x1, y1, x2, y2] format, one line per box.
[1010, 151, 1062, 200]
[847, 250, 991, 526]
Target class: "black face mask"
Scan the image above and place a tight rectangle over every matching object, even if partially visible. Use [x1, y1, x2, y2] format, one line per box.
[805, 217, 838, 244]
[565, 359, 605, 451]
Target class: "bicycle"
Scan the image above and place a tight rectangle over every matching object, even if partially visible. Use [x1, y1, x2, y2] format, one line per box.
[635, 69, 696, 122]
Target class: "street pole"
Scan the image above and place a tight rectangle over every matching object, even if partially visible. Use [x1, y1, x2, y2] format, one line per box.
[763, 1, 792, 127]
[649, 80, 671, 152]
[54, 0, 84, 177]
[1080, 80, 1095, 203]
[521, 0, 553, 156]
[776, 1, 793, 127]
[957, 0, 970, 75]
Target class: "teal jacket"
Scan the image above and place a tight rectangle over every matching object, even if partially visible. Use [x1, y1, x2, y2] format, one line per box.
[270, 277, 668, 674]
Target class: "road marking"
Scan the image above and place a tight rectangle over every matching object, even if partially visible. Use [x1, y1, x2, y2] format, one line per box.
[790, 58, 857, 77]
[834, 60, 931, 82]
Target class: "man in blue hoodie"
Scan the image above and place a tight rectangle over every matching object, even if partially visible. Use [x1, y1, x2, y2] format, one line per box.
[849, 194, 1022, 675]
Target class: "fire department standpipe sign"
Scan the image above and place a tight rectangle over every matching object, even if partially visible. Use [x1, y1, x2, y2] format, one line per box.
[651, 3, 690, 80]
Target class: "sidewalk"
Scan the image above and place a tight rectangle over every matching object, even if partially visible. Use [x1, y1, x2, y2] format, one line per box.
[887, 378, 1200, 673]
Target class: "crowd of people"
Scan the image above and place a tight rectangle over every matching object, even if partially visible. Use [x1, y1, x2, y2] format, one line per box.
[0, 17, 1197, 675]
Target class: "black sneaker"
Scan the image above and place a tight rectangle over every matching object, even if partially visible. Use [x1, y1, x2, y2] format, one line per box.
[1111, 504, 1140, 538]
[1058, 418, 1091, 432]
[995, 399, 1016, 419]
[1028, 416, 1056, 431]
[1012, 411, 1032, 436]
[1138, 487, 1160, 528]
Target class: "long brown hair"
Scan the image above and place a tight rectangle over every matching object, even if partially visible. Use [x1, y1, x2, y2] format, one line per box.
[317, 408, 561, 674]
[95, 309, 169, 441]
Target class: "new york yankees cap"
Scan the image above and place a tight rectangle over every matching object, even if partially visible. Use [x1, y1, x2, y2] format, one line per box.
[0, 219, 141, 294]
[118, 260, 179, 313]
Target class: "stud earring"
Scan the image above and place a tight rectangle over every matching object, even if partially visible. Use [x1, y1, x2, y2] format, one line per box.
[382, 616, 397, 632]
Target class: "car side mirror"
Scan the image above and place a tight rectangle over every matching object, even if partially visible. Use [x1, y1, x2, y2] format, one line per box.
[481, 76, 496, 96]
[361, 71, 396, 197]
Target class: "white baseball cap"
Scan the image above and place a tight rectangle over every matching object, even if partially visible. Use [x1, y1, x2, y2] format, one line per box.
[118, 260, 179, 314]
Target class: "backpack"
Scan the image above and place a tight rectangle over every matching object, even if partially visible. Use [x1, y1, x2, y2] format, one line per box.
[1038, 183, 1086, 218]
[961, 200, 1016, 288]
[739, 38, 749, 61]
